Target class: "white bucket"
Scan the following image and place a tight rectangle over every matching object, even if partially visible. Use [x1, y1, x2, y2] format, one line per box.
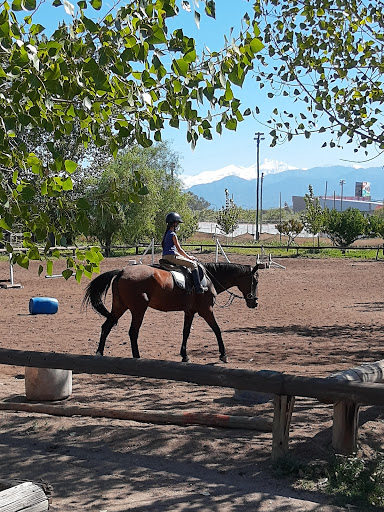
[25, 367, 72, 401]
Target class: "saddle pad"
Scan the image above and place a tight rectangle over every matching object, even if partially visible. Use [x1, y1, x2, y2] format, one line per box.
[170, 270, 189, 290]
[155, 261, 207, 292]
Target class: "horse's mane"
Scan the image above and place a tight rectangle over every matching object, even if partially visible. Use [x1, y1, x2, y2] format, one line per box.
[203, 262, 252, 278]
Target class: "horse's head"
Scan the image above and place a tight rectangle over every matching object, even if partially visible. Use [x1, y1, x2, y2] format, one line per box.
[241, 265, 259, 309]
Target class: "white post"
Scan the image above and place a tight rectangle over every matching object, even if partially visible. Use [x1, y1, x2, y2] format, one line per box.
[9, 253, 14, 286]
[215, 227, 219, 263]
[139, 238, 155, 264]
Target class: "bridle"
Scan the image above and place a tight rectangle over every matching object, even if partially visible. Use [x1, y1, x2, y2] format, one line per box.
[204, 266, 258, 308]
[246, 272, 258, 302]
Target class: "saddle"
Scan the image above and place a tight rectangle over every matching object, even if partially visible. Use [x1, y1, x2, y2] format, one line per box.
[154, 260, 208, 293]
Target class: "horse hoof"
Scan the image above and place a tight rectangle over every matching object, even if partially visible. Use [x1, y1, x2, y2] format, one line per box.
[181, 356, 190, 363]
[96, 351, 103, 357]
[220, 355, 228, 363]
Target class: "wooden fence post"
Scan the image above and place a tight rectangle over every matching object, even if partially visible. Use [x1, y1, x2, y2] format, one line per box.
[326, 360, 384, 455]
[272, 395, 295, 460]
[332, 400, 360, 455]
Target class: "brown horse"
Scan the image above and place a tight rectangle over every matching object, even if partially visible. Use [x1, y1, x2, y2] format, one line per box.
[83, 262, 260, 363]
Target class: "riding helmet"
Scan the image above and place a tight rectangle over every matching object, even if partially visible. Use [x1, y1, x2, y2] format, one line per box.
[166, 212, 183, 224]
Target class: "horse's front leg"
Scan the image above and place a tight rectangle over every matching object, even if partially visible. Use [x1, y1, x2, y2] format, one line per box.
[180, 311, 195, 362]
[129, 307, 147, 359]
[199, 308, 227, 363]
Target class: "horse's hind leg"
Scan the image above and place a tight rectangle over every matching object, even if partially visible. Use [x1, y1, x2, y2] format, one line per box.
[200, 308, 227, 363]
[96, 315, 117, 356]
[180, 311, 195, 363]
[96, 283, 127, 356]
[129, 307, 148, 359]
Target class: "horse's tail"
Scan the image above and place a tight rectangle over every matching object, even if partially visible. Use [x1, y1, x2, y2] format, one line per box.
[82, 269, 123, 319]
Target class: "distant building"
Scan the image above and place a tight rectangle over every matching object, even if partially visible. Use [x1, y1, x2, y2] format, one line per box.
[292, 181, 383, 213]
[292, 195, 382, 213]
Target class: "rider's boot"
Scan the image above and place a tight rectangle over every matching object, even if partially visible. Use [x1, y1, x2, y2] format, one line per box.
[192, 269, 208, 294]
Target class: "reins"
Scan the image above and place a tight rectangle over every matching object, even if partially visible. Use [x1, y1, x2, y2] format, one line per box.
[203, 265, 248, 308]
[214, 290, 244, 308]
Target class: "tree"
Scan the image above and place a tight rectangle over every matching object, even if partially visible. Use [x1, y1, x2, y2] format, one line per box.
[85, 169, 135, 257]
[373, 206, 384, 220]
[86, 142, 196, 253]
[323, 208, 367, 248]
[216, 189, 240, 236]
[365, 214, 384, 240]
[275, 218, 303, 249]
[185, 192, 211, 212]
[0, 0, 264, 277]
[301, 185, 324, 247]
[252, 0, 384, 157]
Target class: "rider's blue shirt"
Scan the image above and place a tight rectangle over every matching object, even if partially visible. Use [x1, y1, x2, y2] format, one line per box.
[162, 230, 177, 255]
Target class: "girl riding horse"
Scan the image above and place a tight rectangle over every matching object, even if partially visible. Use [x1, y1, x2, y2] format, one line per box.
[161, 212, 206, 294]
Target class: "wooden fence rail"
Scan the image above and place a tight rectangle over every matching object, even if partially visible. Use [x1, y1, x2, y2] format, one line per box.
[1, 243, 384, 258]
[0, 348, 384, 404]
[0, 348, 383, 459]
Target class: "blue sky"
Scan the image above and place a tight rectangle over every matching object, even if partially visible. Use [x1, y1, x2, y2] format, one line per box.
[31, 0, 384, 177]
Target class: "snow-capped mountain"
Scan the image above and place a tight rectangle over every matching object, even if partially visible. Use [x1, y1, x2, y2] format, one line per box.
[181, 159, 299, 189]
[182, 164, 384, 209]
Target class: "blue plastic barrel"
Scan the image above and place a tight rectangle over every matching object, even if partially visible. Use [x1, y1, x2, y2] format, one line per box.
[29, 297, 59, 315]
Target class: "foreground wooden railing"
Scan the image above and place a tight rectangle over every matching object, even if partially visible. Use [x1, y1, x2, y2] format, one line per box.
[0, 348, 383, 459]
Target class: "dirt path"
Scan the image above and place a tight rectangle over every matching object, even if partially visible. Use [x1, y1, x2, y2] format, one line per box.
[0, 255, 383, 510]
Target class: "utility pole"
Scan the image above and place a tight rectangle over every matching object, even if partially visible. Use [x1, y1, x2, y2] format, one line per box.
[254, 132, 264, 241]
[279, 192, 282, 243]
[260, 172, 264, 236]
[340, 179, 346, 211]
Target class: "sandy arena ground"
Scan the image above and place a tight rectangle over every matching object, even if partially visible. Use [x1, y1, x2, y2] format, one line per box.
[0, 253, 383, 511]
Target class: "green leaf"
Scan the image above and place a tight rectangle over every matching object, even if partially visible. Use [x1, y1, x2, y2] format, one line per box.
[30, 23, 45, 34]
[64, 160, 77, 174]
[62, 177, 73, 191]
[11, 0, 22, 11]
[77, 198, 90, 209]
[23, 0, 37, 10]
[224, 81, 233, 101]
[47, 260, 53, 276]
[28, 246, 40, 260]
[85, 250, 99, 263]
[0, 218, 11, 230]
[228, 64, 245, 87]
[184, 48, 196, 63]
[225, 118, 237, 131]
[250, 37, 264, 54]
[90, 0, 102, 9]
[205, 0, 215, 18]
[173, 58, 189, 77]
[138, 185, 149, 195]
[147, 24, 166, 44]
[62, 269, 73, 280]
[16, 254, 29, 269]
[75, 269, 83, 283]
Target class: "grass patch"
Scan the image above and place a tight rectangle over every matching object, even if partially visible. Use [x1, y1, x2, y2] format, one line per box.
[273, 453, 384, 510]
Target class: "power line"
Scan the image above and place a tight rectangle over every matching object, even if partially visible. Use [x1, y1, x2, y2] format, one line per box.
[254, 132, 265, 241]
